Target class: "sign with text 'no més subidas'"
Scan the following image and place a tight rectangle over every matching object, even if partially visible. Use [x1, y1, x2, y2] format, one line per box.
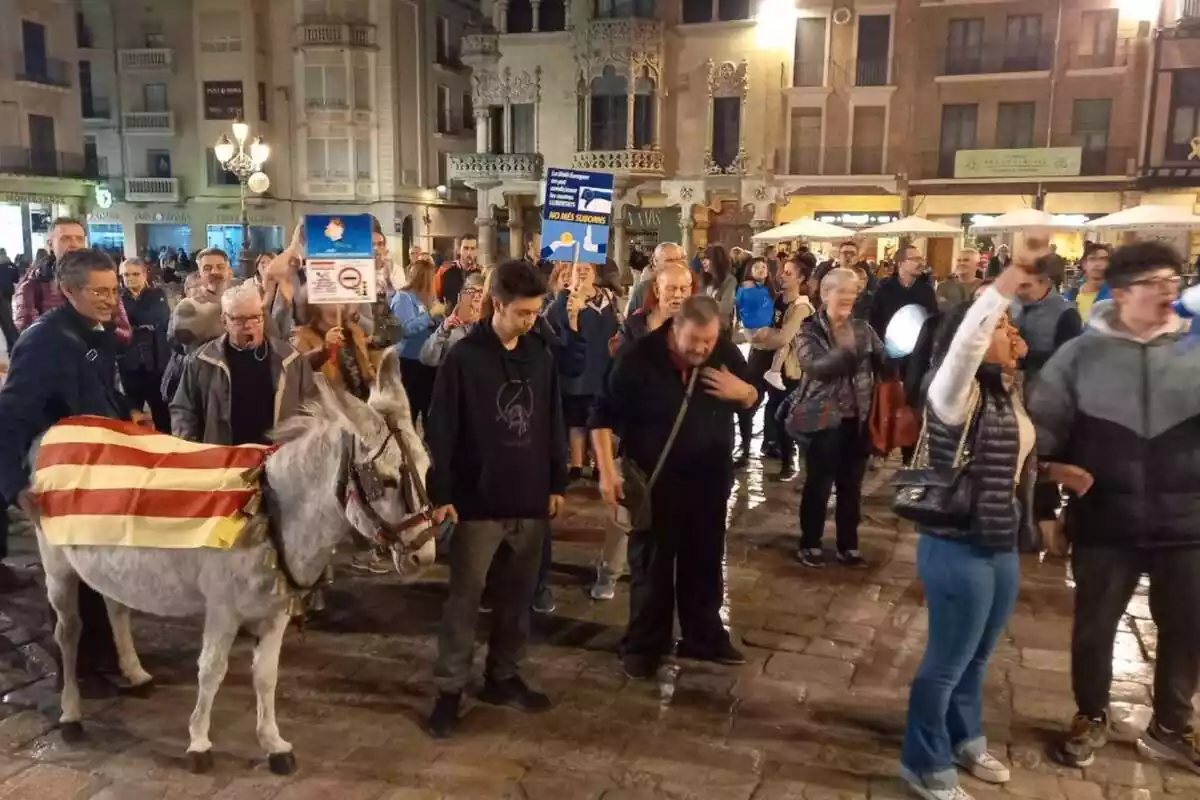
[304, 214, 377, 304]
[540, 167, 614, 265]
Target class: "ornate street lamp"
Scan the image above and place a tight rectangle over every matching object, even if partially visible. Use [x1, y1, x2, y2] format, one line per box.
[214, 115, 271, 278]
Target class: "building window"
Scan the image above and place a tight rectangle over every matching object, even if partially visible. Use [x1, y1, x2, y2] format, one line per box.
[76, 11, 93, 48]
[21, 20, 48, 80]
[303, 0, 367, 22]
[207, 148, 241, 186]
[1073, 99, 1111, 175]
[1004, 15, 1043, 71]
[712, 97, 741, 169]
[512, 103, 536, 152]
[147, 149, 172, 178]
[83, 135, 101, 178]
[488, 105, 504, 154]
[851, 106, 886, 174]
[540, 0, 567, 31]
[939, 103, 977, 177]
[437, 152, 449, 187]
[143, 83, 168, 112]
[307, 137, 351, 179]
[435, 16, 451, 64]
[995, 102, 1035, 148]
[945, 18, 983, 75]
[198, 11, 242, 53]
[258, 81, 268, 121]
[463, 93, 474, 129]
[682, 0, 711, 23]
[594, 0, 656, 19]
[855, 16, 890, 87]
[590, 67, 628, 151]
[633, 71, 656, 149]
[355, 135, 371, 179]
[1169, 70, 1200, 160]
[507, 0, 533, 33]
[437, 86, 451, 134]
[793, 17, 826, 87]
[79, 60, 95, 118]
[305, 57, 348, 108]
[1077, 9, 1118, 69]
[717, 0, 750, 21]
[789, 108, 821, 173]
[352, 55, 370, 110]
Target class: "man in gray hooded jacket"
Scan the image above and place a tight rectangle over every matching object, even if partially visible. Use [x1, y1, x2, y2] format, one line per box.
[1029, 240, 1200, 775]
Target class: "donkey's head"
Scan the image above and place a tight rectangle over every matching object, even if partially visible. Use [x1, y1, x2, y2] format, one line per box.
[291, 350, 434, 574]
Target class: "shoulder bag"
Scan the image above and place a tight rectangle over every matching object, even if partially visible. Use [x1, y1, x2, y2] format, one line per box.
[891, 386, 980, 530]
[616, 366, 700, 533]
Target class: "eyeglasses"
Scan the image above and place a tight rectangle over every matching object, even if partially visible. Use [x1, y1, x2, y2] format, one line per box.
[225, 314, 264, 326]
[1129, 274, 1182, 291]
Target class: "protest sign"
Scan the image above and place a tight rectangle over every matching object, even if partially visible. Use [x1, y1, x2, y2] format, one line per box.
[304, 214, 377, 304]
[540, 168, 614, 265]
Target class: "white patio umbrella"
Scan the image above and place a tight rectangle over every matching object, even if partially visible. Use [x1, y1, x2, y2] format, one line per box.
[861, 215, 961, 237]
[751, 216, 855, 242]
[968, 208, 1083, 234]
[1087, 204, 1200, 232]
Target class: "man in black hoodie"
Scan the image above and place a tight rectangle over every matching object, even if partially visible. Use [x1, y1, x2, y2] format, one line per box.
[425, 259, 568, 738]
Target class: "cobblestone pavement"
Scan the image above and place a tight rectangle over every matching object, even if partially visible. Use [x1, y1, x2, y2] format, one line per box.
[0, 460, 1185, 799]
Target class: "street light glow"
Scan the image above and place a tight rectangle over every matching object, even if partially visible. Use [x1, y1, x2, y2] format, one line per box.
[231, 117, 249, 144]
[1118, 0, 1159, 21]
[214, 133, 235, 164]
[755, 0, 797, 47]
[249, 136, 270, 166]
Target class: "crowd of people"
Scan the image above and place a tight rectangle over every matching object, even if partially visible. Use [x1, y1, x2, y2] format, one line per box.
[0, 217, 1199, 800]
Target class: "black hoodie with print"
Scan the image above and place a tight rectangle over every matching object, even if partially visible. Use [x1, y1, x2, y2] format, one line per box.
[425, 317, 568, 521]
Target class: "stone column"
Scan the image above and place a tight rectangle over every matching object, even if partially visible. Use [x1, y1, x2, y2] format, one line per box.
[477, 216, 497, 267]
[475, 108, 491, 153]
[507, 195, 525, 259]
[502, 104, 513, 154]
[751, 219, 771, 256]
[531, 0, 541, 31]
[496, 1, 509, 33]
[612, 217, 628, 284]
[679, 210, 694, 256]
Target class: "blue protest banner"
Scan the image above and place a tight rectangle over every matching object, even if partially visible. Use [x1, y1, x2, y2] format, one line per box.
[540, 167, 614, 265]
[304, 214, 374, 259]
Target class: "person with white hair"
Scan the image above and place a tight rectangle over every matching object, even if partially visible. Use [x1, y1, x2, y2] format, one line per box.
[792, 267, 885, 569]
[625, 242, 689, 316]
[170, 282, 316, 445]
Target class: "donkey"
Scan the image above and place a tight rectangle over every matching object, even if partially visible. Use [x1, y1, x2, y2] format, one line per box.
[24, 350, 432, 775]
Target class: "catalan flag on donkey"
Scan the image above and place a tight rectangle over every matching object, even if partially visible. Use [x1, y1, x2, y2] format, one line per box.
[32, 416, 273, 549]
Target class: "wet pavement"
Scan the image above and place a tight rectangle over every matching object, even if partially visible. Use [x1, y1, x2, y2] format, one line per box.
[0, 458, 1185, 799]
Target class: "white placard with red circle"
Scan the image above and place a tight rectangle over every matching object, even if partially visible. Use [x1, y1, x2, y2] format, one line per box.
[306, 259, 377, 304]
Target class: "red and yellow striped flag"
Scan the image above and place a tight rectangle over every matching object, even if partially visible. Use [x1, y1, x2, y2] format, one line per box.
[32, 416, 273, 549]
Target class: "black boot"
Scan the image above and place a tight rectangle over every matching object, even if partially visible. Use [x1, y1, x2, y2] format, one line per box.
[426, 692, 462, 739]
[478, 675, 552, 713]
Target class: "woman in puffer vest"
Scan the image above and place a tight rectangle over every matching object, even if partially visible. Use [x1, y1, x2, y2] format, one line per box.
[899, 263, 1038, 800]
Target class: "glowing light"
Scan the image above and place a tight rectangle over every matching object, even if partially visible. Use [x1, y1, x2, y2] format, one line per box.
[231, 117, 249, 144]
[213, 133, 235, 164]
[755, 0, 797, 47]
[1118, 0, 1158, 22]
[249, 136, 270, 165]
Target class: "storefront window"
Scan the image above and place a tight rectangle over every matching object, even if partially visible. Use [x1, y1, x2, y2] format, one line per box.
[206, 224, 284, 255]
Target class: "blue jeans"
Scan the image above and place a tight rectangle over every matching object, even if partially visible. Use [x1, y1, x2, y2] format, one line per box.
[900, 534, 1019, 789]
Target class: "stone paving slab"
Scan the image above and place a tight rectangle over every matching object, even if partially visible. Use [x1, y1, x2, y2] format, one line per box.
[0, 462, 1188, 799]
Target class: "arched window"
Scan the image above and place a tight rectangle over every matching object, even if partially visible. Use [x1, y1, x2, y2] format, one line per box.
[539, 0, 566, 31]
[507, 0, 533, 33]
[590, 67, 628, 151]
[633, 71, 655, 149]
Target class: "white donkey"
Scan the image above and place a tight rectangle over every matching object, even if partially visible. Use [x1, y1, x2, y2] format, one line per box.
[24, 350, 432, 775]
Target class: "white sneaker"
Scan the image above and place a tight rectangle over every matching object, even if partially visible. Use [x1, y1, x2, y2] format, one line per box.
[954, 748, 1010, 784]
[590, 568, 617, 601]
[903, 780, 975, 800]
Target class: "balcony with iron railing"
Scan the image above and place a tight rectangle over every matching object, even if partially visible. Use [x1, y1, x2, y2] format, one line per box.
[124, 111, 174, 134]
[125, 177, 180, 202]
[573, 148, 665, 177]
[791, 58, 824, 88]
[83, 96, 113, 122]
[937, 39, 1055, 78]
[118, 48, 173, 71]
[16, 57, 72, 89]
[0, 147, 87, 178]
[84, 156, 109, 179]
[855, 56, 892, 87]
[1066, 37, 1134, 70]
[449, 152, 544, 184]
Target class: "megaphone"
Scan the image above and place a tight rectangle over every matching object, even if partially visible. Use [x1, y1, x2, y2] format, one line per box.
[1174, 283, 1200, 319]
[884, 304, 932, 358]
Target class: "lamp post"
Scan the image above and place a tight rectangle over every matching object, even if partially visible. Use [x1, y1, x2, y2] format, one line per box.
[214, 115, 270, 278]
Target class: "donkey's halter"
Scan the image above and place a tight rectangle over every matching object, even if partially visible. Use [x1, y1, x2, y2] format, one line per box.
[336, 422, 436, 556]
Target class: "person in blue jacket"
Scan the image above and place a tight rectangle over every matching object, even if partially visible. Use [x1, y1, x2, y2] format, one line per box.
[389, 256, 444, 426]
[1062, 242, 1112, 323]
[547, 261, 620, 483]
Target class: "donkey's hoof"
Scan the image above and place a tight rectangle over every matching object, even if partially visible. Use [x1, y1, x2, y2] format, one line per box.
[119, 678, 155, 698]
[59, 721, 85, 743]
[186, 750, 214, 774]
[268, 751, 297, 775]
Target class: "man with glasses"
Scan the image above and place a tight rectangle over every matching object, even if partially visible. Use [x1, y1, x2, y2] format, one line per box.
[1029, 241, 1200, 775]
[0, 249, 126, 681]
[170, 283, 315, 445]
[815, 240, 877, 321]
[1064, 243, 1112, 323]
[13, 217, 131, 344]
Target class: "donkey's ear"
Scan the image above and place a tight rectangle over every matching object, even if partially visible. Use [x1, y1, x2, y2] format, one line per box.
[368, 346, 413, 423]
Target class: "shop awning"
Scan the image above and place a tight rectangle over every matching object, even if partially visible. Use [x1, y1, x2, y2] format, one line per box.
[860, 215, 961, 237]
[751, 217, 856, 242]
[968, 209, 1083, 234]
[1086, 204, 1200, 231]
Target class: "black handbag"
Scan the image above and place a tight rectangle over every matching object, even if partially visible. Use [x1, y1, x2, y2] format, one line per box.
[617, 367, 699, 533]
[891, 388, 980, 530]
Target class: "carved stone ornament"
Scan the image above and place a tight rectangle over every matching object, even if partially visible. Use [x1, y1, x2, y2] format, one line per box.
[708, 59, 748, 99]
[662, 180, 705, 209]
[572, 18, 664, 83]
[471, 67, 542, 107]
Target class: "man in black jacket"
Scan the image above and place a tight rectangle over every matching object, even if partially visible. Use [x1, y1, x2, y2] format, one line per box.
[425, 259, 567, 739]
[0, 248, 18, 354]
[118, 258, 171, 431]
[591, 295, 757, 679]
[1029, 241, 1200, 774]
[0, 248, 124, 689]
[868, 244, 939, 338]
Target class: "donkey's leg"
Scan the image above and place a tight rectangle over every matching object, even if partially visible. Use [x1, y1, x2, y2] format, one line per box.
[252, 610, 295, 774]
[102, 597, 153, 690]
[185, 607, 239, 773]
[44, 571, 84, 739]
